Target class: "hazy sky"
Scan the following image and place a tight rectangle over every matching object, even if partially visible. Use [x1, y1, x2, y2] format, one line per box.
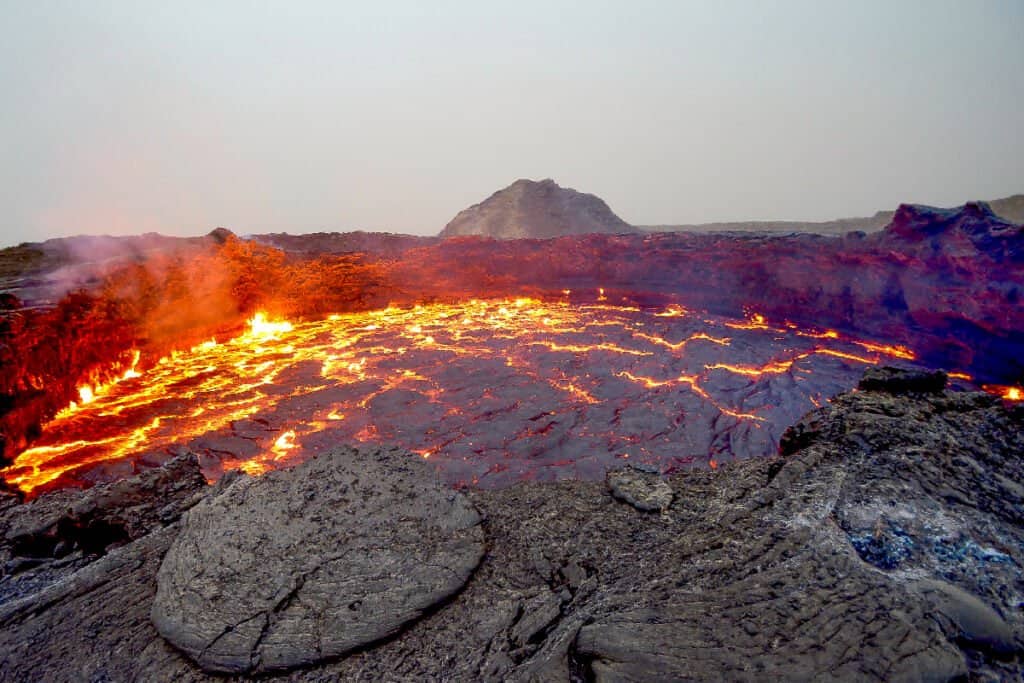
[1, 1, 1022, 244]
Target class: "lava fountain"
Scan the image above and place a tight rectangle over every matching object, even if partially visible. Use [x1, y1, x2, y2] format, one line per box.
[1, 296, 935, 495]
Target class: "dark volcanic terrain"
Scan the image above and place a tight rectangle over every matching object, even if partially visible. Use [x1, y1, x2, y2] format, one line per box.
[1, 370, 1022, 680]
[433, 179, 1024, 238]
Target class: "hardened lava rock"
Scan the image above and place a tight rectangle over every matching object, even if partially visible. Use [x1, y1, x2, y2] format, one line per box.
[857, 366, 948, 394]
[3, 371, 1023, 681]
[150, 445, 484, 674]
[606, 464, 674, 512]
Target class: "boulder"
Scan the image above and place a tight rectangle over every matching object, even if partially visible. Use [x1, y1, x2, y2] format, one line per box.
[858, 367, 947, 394]
[917, 579, 1017, 657]
[151, 445, 485, 674]
[606, 465, 674, 512]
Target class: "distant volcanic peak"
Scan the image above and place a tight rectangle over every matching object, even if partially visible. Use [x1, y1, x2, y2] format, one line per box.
[206, 227, 237, 245]
[440, 178, 635, 239]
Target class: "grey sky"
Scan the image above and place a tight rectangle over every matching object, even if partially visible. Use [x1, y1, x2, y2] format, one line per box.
[1, 1, 1022, 244]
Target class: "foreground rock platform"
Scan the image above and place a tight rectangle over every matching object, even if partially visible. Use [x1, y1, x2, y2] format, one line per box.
[151, 446, 485, 674]
[0, 371, 1022, 681]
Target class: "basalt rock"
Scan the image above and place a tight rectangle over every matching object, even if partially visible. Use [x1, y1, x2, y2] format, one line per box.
[0, 481, 19, 515]
[0, 453, 207, 673]
[857, 366, 948, 394]
[150, 445, 485, 674]
[606, 464, 674, 512]
[1, 453, 205, 583]
[1, 377, 1023, 681]
[918, 579, 1016, 657]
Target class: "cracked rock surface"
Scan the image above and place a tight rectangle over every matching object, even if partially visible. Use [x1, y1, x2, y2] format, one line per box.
[606, 464, 674, 512]
[150, 445, 484, 674]
[1, 376, 1022, 681]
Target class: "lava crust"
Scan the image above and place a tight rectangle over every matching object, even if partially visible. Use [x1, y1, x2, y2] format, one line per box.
[2, 298, 920, 494]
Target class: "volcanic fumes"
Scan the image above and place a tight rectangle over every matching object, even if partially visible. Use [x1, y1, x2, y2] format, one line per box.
[3, 297, 927, 494]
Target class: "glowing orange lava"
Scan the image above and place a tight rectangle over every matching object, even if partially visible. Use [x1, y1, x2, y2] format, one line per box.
[983, 384, 1023, 402]
[56, 350, 142, 419]
[2, 298, 927, 494]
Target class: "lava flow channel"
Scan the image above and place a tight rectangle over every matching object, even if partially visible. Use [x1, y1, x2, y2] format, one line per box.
[2, 297, 922, 494]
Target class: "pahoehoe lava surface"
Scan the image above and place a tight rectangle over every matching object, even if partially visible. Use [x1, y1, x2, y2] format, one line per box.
[1, 369, 1021, 680]
[151, 446, 484, 674]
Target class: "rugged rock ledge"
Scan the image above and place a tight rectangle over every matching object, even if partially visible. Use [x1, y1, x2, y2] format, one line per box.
[0, 369, 1022, 681]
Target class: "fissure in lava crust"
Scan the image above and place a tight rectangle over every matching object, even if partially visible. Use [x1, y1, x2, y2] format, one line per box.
[1, 296, 931, 495]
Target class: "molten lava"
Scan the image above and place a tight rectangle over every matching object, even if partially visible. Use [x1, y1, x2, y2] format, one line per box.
[56, 350, 142, 420]
[1, 298, 937, 494]
[983, 384, 1024, 402]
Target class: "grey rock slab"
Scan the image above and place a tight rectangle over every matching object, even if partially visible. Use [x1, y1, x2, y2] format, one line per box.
[918, 579, 1018, 657]
[510, 590, 563, 648]
[0, 453, 206, 604]
[0, 526, 178, 683]
[151, 445, 484, 674]
[573, 556, 969, 683]
[606, 466, 674, 512]
[858, 367, 947, 394]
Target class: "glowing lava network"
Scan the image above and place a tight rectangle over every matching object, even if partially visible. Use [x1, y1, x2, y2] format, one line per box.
[0, 297, 980, 495]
